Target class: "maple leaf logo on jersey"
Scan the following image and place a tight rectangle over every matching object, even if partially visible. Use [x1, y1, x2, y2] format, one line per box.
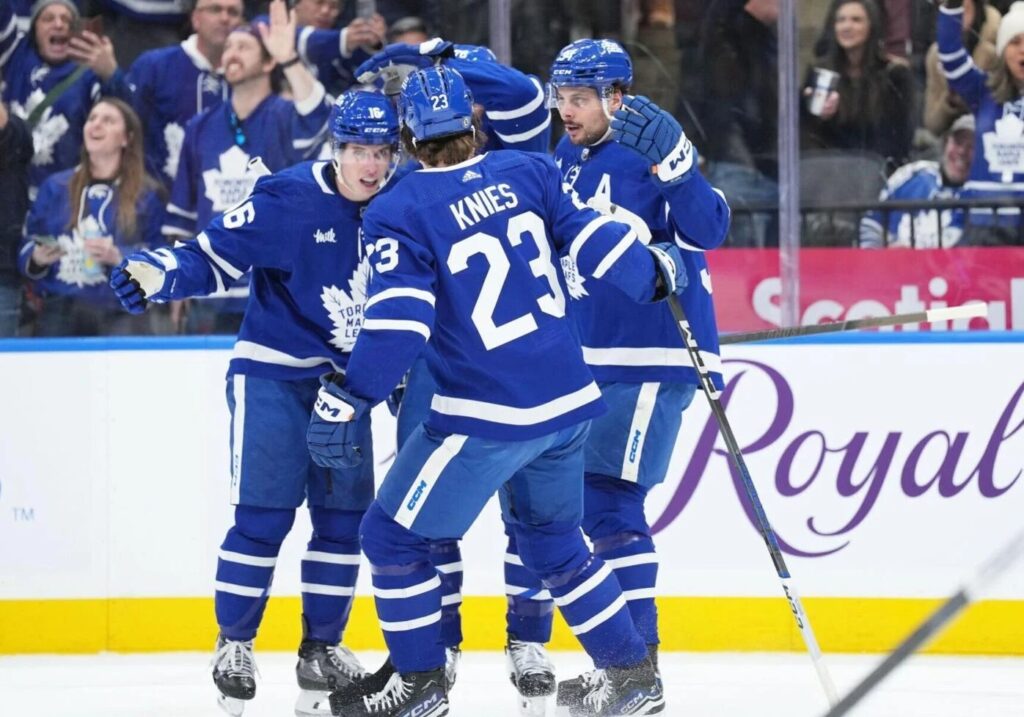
[320, 258, 371, 351]
[55, 222, 109, 288]
[13, 90, 69, 167]
[315, 227, 336, 244]
[163, 122, 185, 180]
[203, 145, 256, 212]
[560, 255, 588, 300]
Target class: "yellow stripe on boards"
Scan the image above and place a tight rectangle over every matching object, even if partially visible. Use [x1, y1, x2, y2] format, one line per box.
[1, 596, 1022, 655]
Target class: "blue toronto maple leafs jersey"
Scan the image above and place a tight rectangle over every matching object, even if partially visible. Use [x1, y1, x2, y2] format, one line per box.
[127, 36, 229, 188]
[938, 5, 1024, 227]
[163, 88, 330, 240]
[347, 150, 662, 440]
[298, 25, 373, 98]
[553, 135, 729, 388]
[154, 161, 371, 380]
[19, 169, 165, 307]
[860, 161, 965, 248]
[0, 1, 131, 198]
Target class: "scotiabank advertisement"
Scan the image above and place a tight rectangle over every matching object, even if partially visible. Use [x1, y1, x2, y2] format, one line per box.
[710, 248, 1024, 332]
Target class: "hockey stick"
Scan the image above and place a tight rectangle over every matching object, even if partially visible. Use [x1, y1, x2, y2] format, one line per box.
[666, 294, 840, 706]
[822, 527, 1024, 717]
[720, 303, 987, 345]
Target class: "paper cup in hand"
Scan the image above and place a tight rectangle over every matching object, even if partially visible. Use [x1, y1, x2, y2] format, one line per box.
[807, 68, 839, 116]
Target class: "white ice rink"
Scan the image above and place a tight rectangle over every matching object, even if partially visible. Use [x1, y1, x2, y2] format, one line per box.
[1, 650, 1021, 717]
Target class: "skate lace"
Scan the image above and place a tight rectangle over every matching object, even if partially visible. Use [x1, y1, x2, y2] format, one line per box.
[326, 644, 368, 679]
[508, 640, 552, 677]
[362, 671, 412, 713]
[213, 639, 259, 680]
[582, 669, 611, 710]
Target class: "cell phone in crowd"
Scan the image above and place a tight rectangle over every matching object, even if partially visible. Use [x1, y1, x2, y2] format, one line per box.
[356, 0, 376, 18]
[70, 16, 105, 41]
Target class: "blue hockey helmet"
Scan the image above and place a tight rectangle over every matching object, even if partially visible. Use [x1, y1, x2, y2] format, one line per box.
[451, 44, 497, 63]
[329, 90, 400, 148]
[547, 39, 633, 107]
[399, 65, 475, 143]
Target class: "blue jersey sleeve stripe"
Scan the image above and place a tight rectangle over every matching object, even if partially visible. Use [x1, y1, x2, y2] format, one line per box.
[364, 287, 436, 310]
[196, 231, 245, 280]
[430, 381, 602, 426]
[297, 26, 312, 62]
[591, 229, 637, 279]
[485, 78, 545, 120]
[362, 318, 432, 340]
[943, 58, 974, 80]
[0, 13, 16, 43]
[937, 48, 966, 62]
[167, 203, 198, 220]
[493, 113, 552, 144]
[161, 224, 193, 238]
[294, 82, 327, 117]
[568, 215, 615, 263]
[293, 127, 327, 150]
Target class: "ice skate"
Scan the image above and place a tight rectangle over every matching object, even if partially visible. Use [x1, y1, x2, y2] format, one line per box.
[329, 667, 447, 717]
[556, 644, 659, 710]
[212, 635, 258, 716]
[558, 657, 663, 716]
[506, 638, 555, 716]
[444, 647, 461, 691]
[295, 640, 369, 715]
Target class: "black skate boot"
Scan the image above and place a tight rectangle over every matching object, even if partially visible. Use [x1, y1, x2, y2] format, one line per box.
[212, 635, 258, 716]
[505, 638, 555, 716]
[329, 646, 460, 710]
[556, 644, 659, 709]
[329, 667, 448, 717]
[559, 656, 664, 716]
[295, 639, 369, 716]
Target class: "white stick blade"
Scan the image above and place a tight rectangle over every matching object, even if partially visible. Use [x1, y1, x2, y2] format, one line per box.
[924, 303, 988, 323]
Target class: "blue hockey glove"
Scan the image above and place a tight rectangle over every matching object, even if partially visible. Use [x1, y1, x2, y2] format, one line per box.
[355, 38, 454, 85]
[109, 248, 179, 314]
[307, 373, 370, 469]
[647, 242, 688, 302]
[611, 95, 696, 183]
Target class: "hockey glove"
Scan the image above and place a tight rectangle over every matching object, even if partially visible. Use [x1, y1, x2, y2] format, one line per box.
[307, 373, 370, 469]
[611, 95, 697, 183]
[355, 38, 454, 85]
[109, 248, 180, 314]
[647, 242, 688, 302]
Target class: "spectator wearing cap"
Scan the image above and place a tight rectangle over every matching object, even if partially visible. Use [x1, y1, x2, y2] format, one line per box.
[0, 101, 34, 336]
[937, 0, 1024, 244]
[18, 98, 166, 336]
[0, 0, 131, 200]
[924, 0, 1000, 136]
[163, 0, 331, 333]
[125, 0, 242, 190]
[860, 113, 976, 247]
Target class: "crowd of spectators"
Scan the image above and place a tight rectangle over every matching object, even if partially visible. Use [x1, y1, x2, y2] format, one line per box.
[1, 0, 1021, 338]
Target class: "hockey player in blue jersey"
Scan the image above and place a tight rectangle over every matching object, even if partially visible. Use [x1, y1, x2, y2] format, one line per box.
[307, 64, 687, 717]
[490, 39, 727, 711]
[109, 90, 400, 717]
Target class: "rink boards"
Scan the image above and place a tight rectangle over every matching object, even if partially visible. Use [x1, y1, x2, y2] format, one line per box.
[0, 332, 1021, 655]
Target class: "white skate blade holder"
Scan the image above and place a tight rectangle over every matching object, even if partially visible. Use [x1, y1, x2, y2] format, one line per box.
[295, 689, 333, 717]
[217, 694, 247, 717]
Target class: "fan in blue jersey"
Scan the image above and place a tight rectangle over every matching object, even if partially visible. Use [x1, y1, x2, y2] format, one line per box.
[860, 113, 975, 248]
[0, 0, 131, 199]
[293, 4, 386, 98]
[161, 0, 333, 334]
[124, 0, 242, 188]
[307, 64, 685, 717]
[109, 89, 400, 717]
[481, 38, 725, 713]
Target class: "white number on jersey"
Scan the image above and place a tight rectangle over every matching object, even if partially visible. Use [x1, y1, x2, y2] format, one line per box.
[368, 237, 400, 273]
[223, 200, 255, 229]
[447, 210, 565, 351]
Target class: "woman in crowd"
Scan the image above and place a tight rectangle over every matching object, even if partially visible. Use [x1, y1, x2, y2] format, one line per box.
[924, 0, 1000, 136]
[19, 98, 166, 336]
[937, 0, 1024, 244]
[802, 0, 916, 169]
